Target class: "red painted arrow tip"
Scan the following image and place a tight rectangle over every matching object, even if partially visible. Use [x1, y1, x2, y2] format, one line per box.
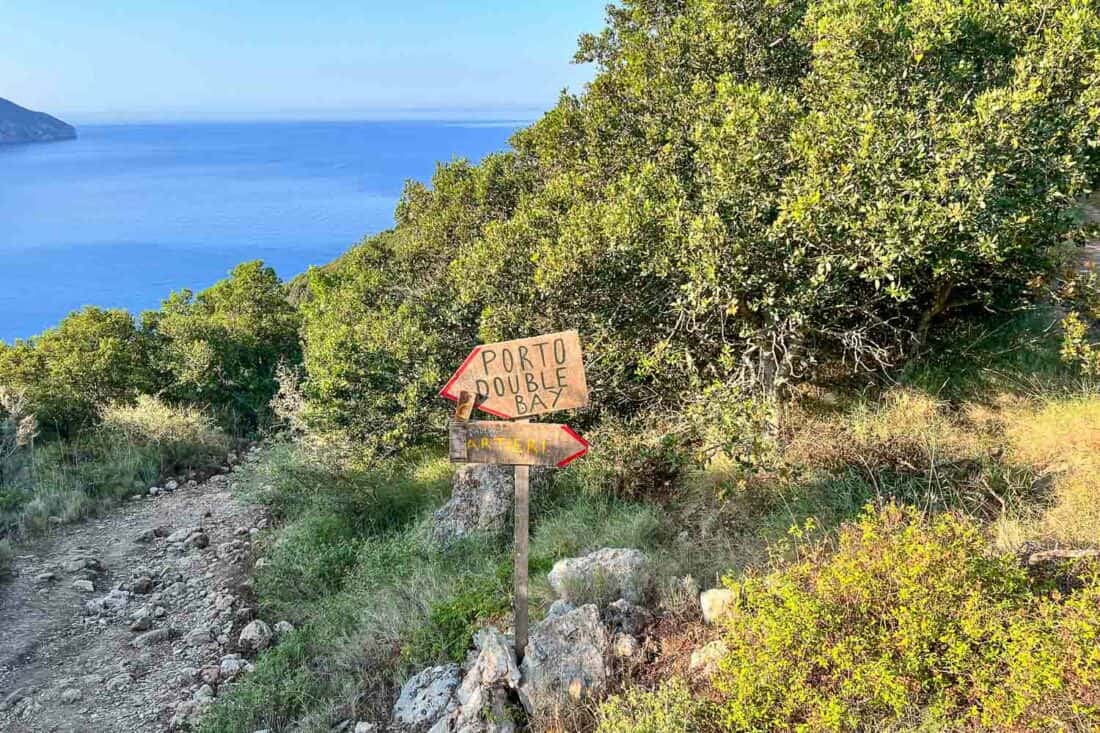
[557, 425, 589, 468]
[440, 346, 482, 402]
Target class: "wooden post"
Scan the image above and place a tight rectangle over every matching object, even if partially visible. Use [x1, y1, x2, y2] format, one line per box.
[514, 462, 530, 661]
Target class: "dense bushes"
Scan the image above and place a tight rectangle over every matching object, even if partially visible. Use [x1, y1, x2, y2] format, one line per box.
[0, 398, 232, 537]
[298, 0, 1100, 450]
[0, 263, 294, 539]
[0, 307, 149, 433]
[300, 154, 534, 450]
[600, 504, 1100, 732]
[145, 261, 301, 431]
[0, 261, 299, 436]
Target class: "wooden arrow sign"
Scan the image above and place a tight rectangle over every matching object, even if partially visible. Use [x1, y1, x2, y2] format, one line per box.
[440, 330, 589, 419]
[449, 420, 589, 467]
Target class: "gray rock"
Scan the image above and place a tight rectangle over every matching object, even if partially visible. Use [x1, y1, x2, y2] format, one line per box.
[0, 689, 27, 711]
[518, 604, 609, 715]
[131, 575, 154, 594]
[547, 548, 647, 605]
[238, 619, 273, 652]
[184, 626, 214, 647]
[63, 558, 93, 573]
[59, 687, 82, 704]
[219, 655, 249, 680]
[392, 663, 461, 731]
[611, 633, 642, 663]
[83, 589, 130, 615]
[437, 627, 520, 733]
[132, 627, 175, 648]
[166, 527, 199, 544]
[194, 684, 215, 701]
[546, 599, 575, 618]
[106, 673, 133, 691]
[129, 615, 152, 632]
[34, 571, 56, 583]
[432, 464, 513, 546]
[72, 579, 95, 593]
[603, 598, 652, 636]
[689, 639, 729, 676]
[700, 588, 735, 624]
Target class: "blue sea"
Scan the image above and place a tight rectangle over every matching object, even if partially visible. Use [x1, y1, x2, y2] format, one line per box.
[0, 121, 520, 343]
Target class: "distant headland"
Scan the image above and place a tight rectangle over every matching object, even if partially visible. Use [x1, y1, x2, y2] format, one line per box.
[0, 98, 76, 144]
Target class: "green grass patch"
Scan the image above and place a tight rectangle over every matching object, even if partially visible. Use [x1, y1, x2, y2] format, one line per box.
[0, 399, 232, 540]
[200, 442, 674, 732]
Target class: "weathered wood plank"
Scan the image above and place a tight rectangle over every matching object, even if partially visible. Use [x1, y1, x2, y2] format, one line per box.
[440, 330, 589, 419]
[447, 420, 589, 467]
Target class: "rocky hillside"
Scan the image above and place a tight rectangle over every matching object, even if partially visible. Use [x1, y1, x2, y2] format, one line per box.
[0, 98, 76, 144]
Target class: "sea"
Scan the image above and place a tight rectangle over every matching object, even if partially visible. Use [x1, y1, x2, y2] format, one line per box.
[0, 121, 521, 343]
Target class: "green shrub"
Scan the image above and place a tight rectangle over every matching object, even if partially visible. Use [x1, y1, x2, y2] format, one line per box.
[452, 0, 1100, 406]
[0, 307, 149, 433]
[709, 504, 1100, 731]
[144, 260, 300, 431]
[299, 154, 533, 450]
[401, 569, 511, 664]
[255, 510, 365, 619]
[297, 0, 1100, 445]
[0, 387, 37, 487]
[598, 678, 715, 733]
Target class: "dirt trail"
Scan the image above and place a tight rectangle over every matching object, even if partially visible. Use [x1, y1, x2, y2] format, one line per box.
[0, 455, 269, 732]
[1084, 191, 1100, 266]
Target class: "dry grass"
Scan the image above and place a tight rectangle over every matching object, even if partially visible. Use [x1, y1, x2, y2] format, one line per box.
[1004, 396, 1100, 546]
[784, 389, 997, 476]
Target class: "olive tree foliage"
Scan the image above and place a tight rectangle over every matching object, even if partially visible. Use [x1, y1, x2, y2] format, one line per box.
[455, 0, 1100, 407]
[144, 261, 301, 430]
[0, 307, 150, 433]
[300, 0, 1100, 448]
[300, 154, 536, 449]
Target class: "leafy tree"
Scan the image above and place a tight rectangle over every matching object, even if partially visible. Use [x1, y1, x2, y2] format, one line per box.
[300, 154, 535, 449]
[300, 0, 1100, 449]
[145, 261, 300, 431]
[455, 0, 1100, 408]
[0, 307, 149, 433]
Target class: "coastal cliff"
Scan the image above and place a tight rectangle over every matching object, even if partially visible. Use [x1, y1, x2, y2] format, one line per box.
[0, 98, 76, 144]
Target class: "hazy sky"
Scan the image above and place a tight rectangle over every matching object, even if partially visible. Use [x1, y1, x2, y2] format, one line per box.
[1, 1, 607, 123]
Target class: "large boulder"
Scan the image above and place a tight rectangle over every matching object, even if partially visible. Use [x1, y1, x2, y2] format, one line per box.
[518, 604, 609, 716]
[238, 620, 273, 652]
[432, 464, 513, 546]
[547, 548, 647, 605]
[431, 628, 520, 733]
[393, 664, 462, 732]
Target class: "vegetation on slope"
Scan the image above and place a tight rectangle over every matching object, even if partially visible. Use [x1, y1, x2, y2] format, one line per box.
[2, 0, 1100, 730]
[0, 262, 298, 538]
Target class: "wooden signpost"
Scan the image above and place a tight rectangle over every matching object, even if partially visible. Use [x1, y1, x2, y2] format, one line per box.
[448, 420, 589, 467]
[440, 330, 589, 419]
[441, 331, 590, 660]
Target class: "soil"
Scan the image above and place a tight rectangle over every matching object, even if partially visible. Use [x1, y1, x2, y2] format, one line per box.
[0, 457, 269, 732]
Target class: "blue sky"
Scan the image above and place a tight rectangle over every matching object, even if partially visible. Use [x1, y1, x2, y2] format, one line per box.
[1, 1, 607, 123]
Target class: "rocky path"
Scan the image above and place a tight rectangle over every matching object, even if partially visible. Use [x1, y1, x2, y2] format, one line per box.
[0, 454, 271, 732]
[1084, 193, 1100, 265]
